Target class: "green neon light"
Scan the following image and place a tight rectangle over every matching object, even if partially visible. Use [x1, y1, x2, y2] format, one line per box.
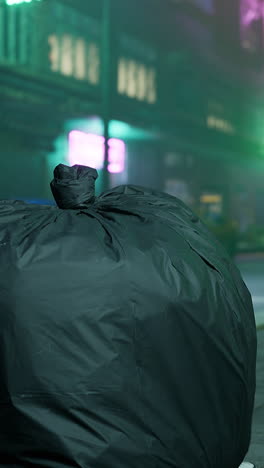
[6, 0, 41, 5]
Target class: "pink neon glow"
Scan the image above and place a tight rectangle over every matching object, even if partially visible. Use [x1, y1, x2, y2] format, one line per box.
[68, 131, 104, 168]
[241, 0, 264, 26]
[68, 131, 125, 174]
[244, 9, 258, 25]
[108, 138, 126, 174]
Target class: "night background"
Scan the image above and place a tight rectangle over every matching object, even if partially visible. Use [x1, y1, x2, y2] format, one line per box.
[0, 0, 264, 465]
[1, 0, 264, 256]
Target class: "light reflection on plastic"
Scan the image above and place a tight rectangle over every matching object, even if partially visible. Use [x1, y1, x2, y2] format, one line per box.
[68, 131, 125, 174]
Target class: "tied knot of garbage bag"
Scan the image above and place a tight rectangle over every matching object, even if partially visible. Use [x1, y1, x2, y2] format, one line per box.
[50, 164, 98, 209]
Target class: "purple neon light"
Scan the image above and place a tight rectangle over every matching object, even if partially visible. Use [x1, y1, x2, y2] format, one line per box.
[240, 0, 264, 26]
[68, 130, 125, 174]
[108, 138, 126, 174]
[68, 131, 104, 168]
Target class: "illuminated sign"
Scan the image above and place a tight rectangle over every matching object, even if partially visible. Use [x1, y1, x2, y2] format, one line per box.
[200, 194, 223, 204]
[48, 35, 100, 85]
[200, 193, 223, 222]
[5, 0, 41, 4]
[68, 131, 126, 174]
[241, 0, 264, 27]
[117, 57, 157, 104]
[240, 0, 264, 51]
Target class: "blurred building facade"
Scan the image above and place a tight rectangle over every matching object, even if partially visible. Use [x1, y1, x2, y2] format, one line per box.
[0, 0, 264, 234]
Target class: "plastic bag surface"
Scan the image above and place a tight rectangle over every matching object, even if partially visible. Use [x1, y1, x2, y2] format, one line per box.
[0, 165, 257, 468]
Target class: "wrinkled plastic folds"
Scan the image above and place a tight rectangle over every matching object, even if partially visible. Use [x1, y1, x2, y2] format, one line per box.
[0, 165, 257, 467]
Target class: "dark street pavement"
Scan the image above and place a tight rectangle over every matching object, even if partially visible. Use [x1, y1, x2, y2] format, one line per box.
[245, 329, 264, 468]
[235, 254, 264, 467]
[235, 253, 264, 328]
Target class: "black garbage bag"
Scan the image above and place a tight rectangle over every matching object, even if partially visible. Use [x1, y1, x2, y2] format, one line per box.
[0, 164, 256, 468]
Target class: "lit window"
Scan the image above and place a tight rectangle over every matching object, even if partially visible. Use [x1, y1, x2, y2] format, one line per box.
[117, 57, 157, 104]
[207, 115, 235, 134]
[48, 35, 60, 72]
[87, 43, 100, 85]
[117, 58, 127, 95]
[146, 68, 157, 104]
[137, 64, 147, 101]
[75, 39, 86, 80]
[126, 60, 138, 98]
[48, 34, 100, 85]
[61, 35, 73, 76]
